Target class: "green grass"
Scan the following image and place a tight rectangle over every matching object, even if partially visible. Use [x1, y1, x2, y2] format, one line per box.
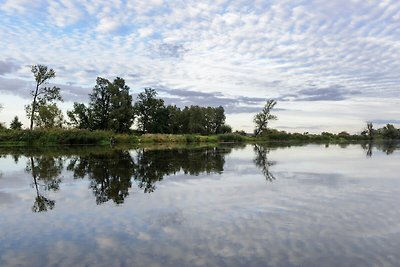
[0, 129, 139, 146]
[0, 128, 385, 147]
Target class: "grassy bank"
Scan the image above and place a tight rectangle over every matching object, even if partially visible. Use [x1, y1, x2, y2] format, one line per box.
[0, 128, 381, 147]
[0, 129, 249, 146]
[0, 129, 138, 146]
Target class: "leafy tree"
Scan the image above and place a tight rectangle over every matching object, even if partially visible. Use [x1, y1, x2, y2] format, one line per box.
[367, 122, 374, 139]
[108, 77, 135, 133]
[10, 116, 23, 130]
[254, 100, 277, 136]
[381, 124, 400, 139]
[214, 106, 227, 134]
[0, 104, 4, 129]
[90, 77, 112, 130]
[26, 65, 62, 130]
[67, 103, 93, 129]
[26, 103, 64, 129]
[166, 105, 183, 133]
[84, 77, 134, 132]
[134, 88, 165, 133]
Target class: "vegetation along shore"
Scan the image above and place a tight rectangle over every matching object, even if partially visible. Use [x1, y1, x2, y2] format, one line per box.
[1, 64, 399, 146]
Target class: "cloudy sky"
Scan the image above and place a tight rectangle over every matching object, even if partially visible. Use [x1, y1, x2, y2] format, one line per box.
[0, 0, 399, 133]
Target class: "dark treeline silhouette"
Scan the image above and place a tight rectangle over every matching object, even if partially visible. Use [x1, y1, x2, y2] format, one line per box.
[68, 80, 232, 134]
[361, 122, 400, 140]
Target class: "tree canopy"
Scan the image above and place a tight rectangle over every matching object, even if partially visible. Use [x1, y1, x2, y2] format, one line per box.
[10, 116, 23, 130]
[26, 65, 63, 130]
[254, 100, 277, 136]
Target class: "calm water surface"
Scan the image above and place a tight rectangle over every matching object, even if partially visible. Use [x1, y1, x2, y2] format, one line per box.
[0, 143, 400, 267]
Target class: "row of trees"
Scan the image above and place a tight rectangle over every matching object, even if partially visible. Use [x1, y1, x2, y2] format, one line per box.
[68, 85, 232, 134]
[361, 122, 400, 140]
[1, 65, 281, 135]
[3, 65, 233, 134]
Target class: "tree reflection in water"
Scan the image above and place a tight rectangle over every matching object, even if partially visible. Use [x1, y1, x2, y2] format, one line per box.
[67, 150, 134, 205]
[67, 146, 231, 203]
[253, 144, 276, 182]
[25, 156, 63, 212]
[361, 141, 400, 157]
[133, 147, 228, 193]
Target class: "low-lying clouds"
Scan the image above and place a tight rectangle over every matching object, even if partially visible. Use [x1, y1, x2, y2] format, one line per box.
[0, 0, 399, 131]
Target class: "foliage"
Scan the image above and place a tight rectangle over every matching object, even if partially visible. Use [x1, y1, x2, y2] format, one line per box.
[10, 116, 23, 130]
[217, 133, 246, 142]
[69, 77, 135, 133]
[134, 88, 166, 133]
[26, 65, 63, 130]
[67, 103, 93, 130]
[132, 88, 231, 135]
[254, 99, 277, 136]
[380, 124, 400, 139]
[0, 129, 139, 145]
[28, 103, 64, 129]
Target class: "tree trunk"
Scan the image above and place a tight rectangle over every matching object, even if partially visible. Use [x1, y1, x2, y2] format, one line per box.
[30, 84, 39, 130]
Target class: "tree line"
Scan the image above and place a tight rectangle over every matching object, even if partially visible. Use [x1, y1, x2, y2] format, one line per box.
[2, 65, 235, 134]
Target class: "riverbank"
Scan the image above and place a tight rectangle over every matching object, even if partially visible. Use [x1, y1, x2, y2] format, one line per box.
[0, 128, 379, 147]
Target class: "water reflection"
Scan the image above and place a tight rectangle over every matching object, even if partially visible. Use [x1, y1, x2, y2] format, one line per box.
[361, 141, 400, 157]
[58, 146, 232, 205]
[2, 142, 399, 212]
[253, 144, 276, 182]
[1, 143, 400, 266]
[25, 156, 63, 212]
[67, 150, 135, 204]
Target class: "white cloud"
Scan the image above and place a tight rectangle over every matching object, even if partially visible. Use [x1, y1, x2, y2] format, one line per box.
[0, 0, 399, 132]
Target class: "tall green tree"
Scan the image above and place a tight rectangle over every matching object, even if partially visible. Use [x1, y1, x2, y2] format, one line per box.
[134, 88, 165, 133]
[10, 116, 23, 130]
[26, 65, 62, 130]
[254, 99, 277, 136]
[366, 122, 374, 140]
[27, 103, 64, 128]
[108, 77, 135, 133]
[90, 77, 112, 130]
[67, 103, 93, 129]
[86, 77, 134, 132]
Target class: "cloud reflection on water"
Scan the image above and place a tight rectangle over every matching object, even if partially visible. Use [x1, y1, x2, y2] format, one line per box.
[0, 143, 400, 266]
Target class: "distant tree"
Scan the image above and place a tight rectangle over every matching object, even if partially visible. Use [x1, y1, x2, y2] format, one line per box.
[87, 77, 135, 132]
[254, 100, 277, 136]
[30, 103, 64, 128]
[0, 104, 4, 129]
[67, 103, 93, 129]
[10, 116, 23, 130]
[219, 124, 232, 134]
[165, 105, 183, 133]
[214, 106, 227, 134]
[338, 131, 350, 137]
[108, 77, 135, 133]
[26, 65, 62, 130]
[366, 122, 374, 140]
[90, 77, 112, 130]
[381, 124, 400, 139]
[134, 88, 165, 133]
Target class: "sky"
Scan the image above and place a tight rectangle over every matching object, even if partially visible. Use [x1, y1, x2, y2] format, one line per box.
[0, 0, 399, 133]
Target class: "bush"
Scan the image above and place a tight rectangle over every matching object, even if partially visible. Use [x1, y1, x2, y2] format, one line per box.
[217, 133, 245, 143]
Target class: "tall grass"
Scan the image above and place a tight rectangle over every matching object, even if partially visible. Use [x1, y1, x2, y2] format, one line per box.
[0, 129, 139, 146]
